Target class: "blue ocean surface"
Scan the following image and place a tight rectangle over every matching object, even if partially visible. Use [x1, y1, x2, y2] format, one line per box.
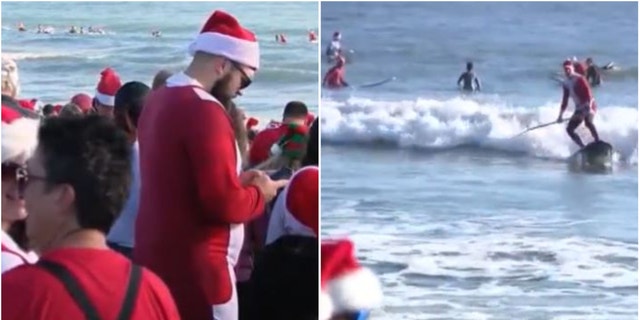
[2, 1, 319, 121]
[321, 2, 638, 319]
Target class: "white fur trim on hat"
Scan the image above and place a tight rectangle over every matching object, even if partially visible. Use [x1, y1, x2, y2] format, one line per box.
[327, 267, 383, 314]
[2, 117, 39, 164]
[188, 32, 260, 70]
[94, 91, 114, 107]
[319, 291, 334, 320]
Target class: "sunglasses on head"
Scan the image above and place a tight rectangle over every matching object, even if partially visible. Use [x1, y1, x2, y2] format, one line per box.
[231, 61, 252, 90]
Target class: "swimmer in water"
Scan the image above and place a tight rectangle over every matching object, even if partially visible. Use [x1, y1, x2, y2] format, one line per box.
[308, 30, 317, 42]
[17, 22, 26, 32]
[457, 61, 481, 92]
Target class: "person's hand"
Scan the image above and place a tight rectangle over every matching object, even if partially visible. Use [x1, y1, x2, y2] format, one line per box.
[239, 170, 262, 186]
[251, 173, 289, 202]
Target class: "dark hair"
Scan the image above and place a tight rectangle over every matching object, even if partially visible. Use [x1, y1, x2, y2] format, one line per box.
[42, 104, 55, 117]
[115, 81, 150, 127]
[58, 103, 83, 118]
[38, 115, 132, 233]
[466, 61, 473, 71]
[152, 69, 172, 90]
[282, 101, 308, 119]
[301, 118, 318, 167]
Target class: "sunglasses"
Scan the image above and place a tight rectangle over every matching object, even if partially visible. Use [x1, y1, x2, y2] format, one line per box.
[12, 166, 47, 197]
[231, 61, 252, 90]
[2, 163, 22, 182]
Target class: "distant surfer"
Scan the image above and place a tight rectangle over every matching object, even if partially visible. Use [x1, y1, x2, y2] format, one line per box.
[151, 30, 162, 38]
[585, 57, 602, 87]
[556, 60, 600, 148]
[457, 62, 481, 92]
[325, 31, 342, 61]
[276, 34, 287, 44]
[322, 51, 349, 89]
[69, 26, 78, 34]
[17, 22, 26, 32]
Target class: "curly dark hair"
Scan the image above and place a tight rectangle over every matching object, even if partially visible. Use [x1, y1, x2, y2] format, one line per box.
[37, 115, 132, 233]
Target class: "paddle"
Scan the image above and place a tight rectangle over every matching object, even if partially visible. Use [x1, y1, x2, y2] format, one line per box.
[513, 118, 569, 138]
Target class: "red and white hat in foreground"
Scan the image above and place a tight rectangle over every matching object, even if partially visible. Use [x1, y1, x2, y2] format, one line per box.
[320, 239, 383, 320]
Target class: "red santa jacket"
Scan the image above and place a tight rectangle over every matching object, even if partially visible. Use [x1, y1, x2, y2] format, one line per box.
[134, 73, 265, 319]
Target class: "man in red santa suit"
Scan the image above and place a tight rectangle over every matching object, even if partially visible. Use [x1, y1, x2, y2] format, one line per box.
[556, 60, 600, 148]
[134, 10, 287, 320]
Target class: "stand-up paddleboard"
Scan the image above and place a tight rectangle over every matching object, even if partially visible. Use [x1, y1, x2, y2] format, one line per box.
[568, 140, 613, 173]
[356, 77, 396, 89]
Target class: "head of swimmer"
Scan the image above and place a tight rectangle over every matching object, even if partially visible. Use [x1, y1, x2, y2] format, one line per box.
[466, 61, 473, 71]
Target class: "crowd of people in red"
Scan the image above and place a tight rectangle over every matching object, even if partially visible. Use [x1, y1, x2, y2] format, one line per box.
[1, 10, 383, 320]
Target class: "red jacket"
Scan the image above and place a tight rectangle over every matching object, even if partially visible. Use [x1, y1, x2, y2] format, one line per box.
[134, 73, 265, 320]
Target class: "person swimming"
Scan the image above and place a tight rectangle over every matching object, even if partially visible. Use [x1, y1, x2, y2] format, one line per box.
[457, 61, 481, 92]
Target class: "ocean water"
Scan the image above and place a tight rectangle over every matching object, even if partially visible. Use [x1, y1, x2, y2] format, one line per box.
[1, 1, 319, 121]
[321, 2, 638, 320]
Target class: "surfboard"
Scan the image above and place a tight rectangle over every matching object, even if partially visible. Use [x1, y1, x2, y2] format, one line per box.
[356, 77, 396, 89]
[602, 61, 616, 70]
[568, 140, 613, 173]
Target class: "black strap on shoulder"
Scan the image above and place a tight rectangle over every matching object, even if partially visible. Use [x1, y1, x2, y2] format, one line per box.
[116, 264, 142, 320]
[37, 260, 101, 320]
[38, 260, 143, 320]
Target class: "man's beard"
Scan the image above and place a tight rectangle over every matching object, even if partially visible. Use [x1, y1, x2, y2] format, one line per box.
[210, 73, 235, 111]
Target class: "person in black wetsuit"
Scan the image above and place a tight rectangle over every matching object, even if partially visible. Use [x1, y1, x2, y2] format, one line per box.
[457, 61, 481, 92]
[585, 57, 602, 87]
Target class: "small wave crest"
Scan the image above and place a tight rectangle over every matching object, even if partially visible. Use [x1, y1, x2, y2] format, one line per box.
[322, 96, 638, 164]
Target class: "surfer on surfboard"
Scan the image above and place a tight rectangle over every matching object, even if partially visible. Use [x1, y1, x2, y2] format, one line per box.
[322, 51, 349, 89]
[556, 60, 600, 148]
[457, 62, 481, 92]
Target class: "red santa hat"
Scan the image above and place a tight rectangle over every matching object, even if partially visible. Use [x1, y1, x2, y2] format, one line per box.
[2, 106, 39, 164]
[95, 67, 122, 107]
[71, 93, 93, 113]
[17, 98, 42, 112]
[265, 166, 318, 245]
[320, 239, 383, 320]
[188, 10, 260, 70]
[245, 117, 259, 131]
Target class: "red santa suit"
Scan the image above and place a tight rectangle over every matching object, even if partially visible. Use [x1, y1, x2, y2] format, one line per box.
[134, 11, 263, 320]
[560, 60, 596, 117]
[323, 55, 348, 89]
